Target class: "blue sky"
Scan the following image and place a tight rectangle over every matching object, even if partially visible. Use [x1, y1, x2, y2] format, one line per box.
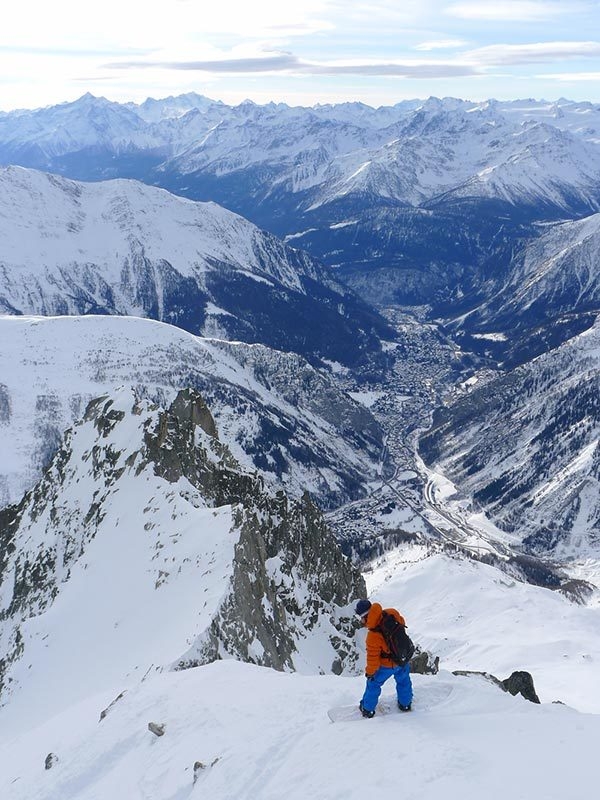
[1, 0, 600, 110]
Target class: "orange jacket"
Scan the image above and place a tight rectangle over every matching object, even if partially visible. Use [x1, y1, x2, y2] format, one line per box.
[364, 603, 407, 675]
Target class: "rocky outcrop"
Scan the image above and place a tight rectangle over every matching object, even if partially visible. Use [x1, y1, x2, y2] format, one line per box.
[409, 649, 440, 675]
[453, 669, 541, 704]
[501, 671, 541, 704]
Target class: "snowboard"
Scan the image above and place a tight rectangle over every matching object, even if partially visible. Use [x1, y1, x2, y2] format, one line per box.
[327, 699, 402, 722]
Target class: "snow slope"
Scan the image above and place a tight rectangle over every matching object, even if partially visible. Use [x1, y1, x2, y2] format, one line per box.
[0, 649, 598, 799]
[366, 547, 600, 713]
[2, 523, 600, 798]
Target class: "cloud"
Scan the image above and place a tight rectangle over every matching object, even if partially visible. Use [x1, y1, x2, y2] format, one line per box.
[466, 41, 600, 65]
[106, 51, 479, 79]
[446, 1, 584, 21]
[414, 39, 469, 51]
[108, 53, 301, 73]
[540, 71, 600, 81]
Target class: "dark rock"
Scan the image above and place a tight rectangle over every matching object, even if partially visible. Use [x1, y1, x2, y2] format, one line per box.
[99, 690, 127, 721]
[502, 670, 541, 704]
[410, 649, 440, 675]
[45, 753, 58, 770]
[148, 722, 165, 737]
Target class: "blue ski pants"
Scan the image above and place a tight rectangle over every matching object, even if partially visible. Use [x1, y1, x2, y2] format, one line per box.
[360, 663, 413, 712]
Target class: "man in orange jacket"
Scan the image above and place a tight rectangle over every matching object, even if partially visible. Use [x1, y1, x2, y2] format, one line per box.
[355, 599, 413, 718]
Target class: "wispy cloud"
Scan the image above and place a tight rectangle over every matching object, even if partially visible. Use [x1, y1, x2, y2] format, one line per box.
[108, 53, 301, 73]
[466, 41, 600, 65]
[106, 51, 479, 79]
[446, 1, 584, 21]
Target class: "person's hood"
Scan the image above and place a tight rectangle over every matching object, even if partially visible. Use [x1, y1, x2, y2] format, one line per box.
[365, 602, 383, 629]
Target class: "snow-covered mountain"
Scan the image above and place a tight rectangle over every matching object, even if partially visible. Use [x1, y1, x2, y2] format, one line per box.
[0, 385, 365, 730]
[0, 315, 386, 508]
[420, 318, 600, 557]
[0, 166, 391, 370]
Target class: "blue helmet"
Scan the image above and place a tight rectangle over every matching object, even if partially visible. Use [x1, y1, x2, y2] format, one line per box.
[355, 599, 372, 618]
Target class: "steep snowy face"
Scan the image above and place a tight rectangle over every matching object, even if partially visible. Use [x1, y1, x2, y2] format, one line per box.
[420, 320, 600, 557]
[451, 212, 600, 366]
[0, 166, 391, 369]
[0, 315, 386, 509]
[0, 386, 365, 727]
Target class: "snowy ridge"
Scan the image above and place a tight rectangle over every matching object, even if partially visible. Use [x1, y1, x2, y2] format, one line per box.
[0, 165, 318, 300]
[0, 315, 385, 508]
[0, 386, 364, 734]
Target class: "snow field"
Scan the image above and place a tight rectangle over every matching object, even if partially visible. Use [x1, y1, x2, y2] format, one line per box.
[367, 549, 600, 712]
[1, 661, 597, 800]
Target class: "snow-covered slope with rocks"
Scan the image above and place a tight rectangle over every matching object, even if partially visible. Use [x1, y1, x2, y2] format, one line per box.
[0, 386, 365, 733]
[1, 544, 600, 800]
[0, 315, 386, 508]
[3, 663, 600, 800]
[420, 318, 600, 556]
[0, 166, 390, 369]
[366, 545, 600, 713]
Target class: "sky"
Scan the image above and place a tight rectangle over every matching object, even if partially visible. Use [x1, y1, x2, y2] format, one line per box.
[1, 0, 600, 111]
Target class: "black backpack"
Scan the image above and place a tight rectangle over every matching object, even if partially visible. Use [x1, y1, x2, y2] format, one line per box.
[376, 611, 415, 666]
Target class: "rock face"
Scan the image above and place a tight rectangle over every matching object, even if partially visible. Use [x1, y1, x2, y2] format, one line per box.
[0, 387, 365, 712]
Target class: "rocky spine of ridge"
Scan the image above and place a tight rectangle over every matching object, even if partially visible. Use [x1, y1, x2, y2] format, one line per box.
[0, 388, 366, 702]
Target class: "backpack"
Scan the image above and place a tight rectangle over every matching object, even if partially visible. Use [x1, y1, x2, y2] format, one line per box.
[376, 610, 415, 666]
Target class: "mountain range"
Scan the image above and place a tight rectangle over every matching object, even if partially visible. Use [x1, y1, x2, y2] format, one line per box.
[1, 91, 600, 798]
[3, 93, 600, 351]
